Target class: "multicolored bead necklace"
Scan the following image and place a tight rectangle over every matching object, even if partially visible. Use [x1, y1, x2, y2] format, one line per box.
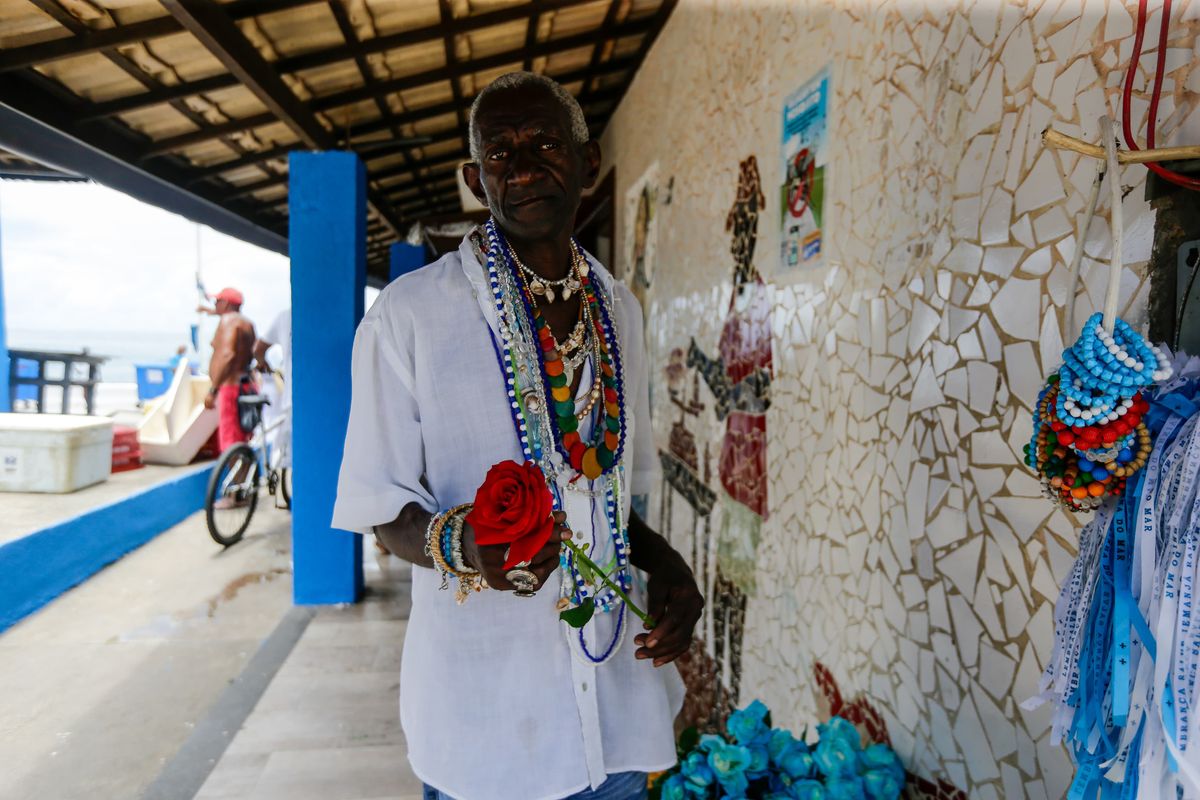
[505, 239, 627, 481]
[480, 219, 632, 664]
[1026, 312, 1170, 511]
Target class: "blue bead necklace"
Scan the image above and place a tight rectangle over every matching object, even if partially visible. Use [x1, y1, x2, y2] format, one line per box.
[481, 220, 632, 664]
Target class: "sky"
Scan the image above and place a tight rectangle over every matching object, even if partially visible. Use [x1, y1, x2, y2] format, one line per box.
[0, 178, 292, 344]
[0, 179, 384, 383]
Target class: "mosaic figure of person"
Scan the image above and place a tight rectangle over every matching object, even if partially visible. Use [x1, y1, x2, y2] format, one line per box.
[686, 155, 773, 710]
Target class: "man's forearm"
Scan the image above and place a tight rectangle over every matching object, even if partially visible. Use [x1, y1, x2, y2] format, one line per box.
[628, 509, 690, 575]
[375, 502, 436, 568]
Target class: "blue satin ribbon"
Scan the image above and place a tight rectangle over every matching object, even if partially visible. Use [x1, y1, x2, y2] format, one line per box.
[1066, 378, 1200, 794]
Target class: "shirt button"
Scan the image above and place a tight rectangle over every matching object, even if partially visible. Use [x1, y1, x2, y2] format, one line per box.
[581, 682, 588, 692]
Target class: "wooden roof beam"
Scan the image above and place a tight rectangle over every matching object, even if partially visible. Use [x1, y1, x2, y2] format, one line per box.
[0, 71, 284, 251]
[437, 0, 468, 152]
[314, 23, 650, 118]
[64, 0, 600, 120]
[0, 0, 319, 73]
[278, 0, 596, 73]
[142, 19, 652, 154]
[159, 0, 404, 235]
[578, 0, 623, 104]
[161, 0, 328, 148]
[327, 0, 435, 213]
[26, 0, 270, 180]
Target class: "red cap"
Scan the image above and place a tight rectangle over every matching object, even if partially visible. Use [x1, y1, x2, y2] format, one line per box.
[214, 287, 244, 307]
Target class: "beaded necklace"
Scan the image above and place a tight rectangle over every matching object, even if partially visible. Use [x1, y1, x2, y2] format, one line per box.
[510, 246, 583, 303]
[1026, 312, 1170, 511]
[480, 220, 632, 664]
[512, 256, 602, 411]
[513, 245, 627, 480]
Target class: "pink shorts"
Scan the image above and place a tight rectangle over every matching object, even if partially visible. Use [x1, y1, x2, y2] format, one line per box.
[217, 383, 252, 452]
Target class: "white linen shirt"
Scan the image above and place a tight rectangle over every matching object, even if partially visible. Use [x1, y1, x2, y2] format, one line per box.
[332, 233, 683, 800]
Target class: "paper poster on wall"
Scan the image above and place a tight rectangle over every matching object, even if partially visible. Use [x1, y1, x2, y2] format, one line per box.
[623, 162, 659, 301]
[779, 67, 829, 272]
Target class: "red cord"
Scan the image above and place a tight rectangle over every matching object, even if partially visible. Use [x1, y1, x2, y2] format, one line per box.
[1121, 0, 1200, 190]
[1146, 0, 1170, 149]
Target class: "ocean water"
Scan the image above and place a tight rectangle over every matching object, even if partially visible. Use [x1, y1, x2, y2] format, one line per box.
[7, 328, 203, 383]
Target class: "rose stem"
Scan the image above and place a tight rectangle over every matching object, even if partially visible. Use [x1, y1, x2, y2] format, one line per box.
[561, 539, 655, 627]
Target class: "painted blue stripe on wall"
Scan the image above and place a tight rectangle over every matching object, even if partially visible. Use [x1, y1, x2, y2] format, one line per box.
[0, 465, 210, 633]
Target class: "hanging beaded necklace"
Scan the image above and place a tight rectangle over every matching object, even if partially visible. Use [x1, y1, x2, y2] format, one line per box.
[480, 219, 632, 664]
[1025, 312, 1169, 512]
[511, 248, 599, 399]
[504, 239, 627, 481]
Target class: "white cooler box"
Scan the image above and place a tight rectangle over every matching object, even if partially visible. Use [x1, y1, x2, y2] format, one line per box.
[0, 413, 114, 493]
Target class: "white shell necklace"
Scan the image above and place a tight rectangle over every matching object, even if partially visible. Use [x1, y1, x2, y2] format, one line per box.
[506, 243, 585, 303]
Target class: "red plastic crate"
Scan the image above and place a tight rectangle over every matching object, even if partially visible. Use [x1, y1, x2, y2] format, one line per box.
[112, 425, 144, 472]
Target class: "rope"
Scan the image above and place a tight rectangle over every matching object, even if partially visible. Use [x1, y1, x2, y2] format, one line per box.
[1065, 164, 1105, 338]
[1101, 116, 1124, 334]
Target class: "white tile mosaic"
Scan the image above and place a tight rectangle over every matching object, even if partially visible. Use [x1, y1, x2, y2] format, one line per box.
[602, 1, 1192, 795]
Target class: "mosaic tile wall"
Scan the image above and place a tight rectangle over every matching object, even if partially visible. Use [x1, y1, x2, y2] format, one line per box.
[600, 0, 1200, 796]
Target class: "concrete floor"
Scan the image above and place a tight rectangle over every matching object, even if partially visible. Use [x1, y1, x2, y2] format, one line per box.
[0, 502, 294, 800]
[194, 554, 417, 800]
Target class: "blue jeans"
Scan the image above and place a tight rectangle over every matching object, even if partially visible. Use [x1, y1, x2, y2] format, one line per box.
[422, 771, 648, 800]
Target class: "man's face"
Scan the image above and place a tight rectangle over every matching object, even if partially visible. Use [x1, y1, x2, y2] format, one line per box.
[462, 84, 600, 242]
[214, 299, 231, 314]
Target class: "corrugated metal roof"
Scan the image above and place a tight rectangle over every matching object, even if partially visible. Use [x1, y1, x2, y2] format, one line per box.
[0, 0, 675, 278]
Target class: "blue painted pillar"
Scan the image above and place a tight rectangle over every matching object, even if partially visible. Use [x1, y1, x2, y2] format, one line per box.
[389, 242, 424, 283]
[288, 152, 364, 604]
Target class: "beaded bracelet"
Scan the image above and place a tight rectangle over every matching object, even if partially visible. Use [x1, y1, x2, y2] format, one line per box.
[424, 504, 486, 605]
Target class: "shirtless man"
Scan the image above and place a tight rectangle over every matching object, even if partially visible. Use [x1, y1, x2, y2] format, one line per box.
[201, 287, 257, 453]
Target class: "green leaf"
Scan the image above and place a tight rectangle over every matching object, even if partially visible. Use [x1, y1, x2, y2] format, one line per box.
[677, 726, 700, 757]
[559, 598, 595, 628]
[577, 559, 597, 585]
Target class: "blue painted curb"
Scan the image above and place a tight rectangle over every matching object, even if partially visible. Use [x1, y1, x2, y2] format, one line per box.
[0, 464, 211, 633]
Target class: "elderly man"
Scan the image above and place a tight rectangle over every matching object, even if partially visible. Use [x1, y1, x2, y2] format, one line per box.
[333, 72, 703, 800]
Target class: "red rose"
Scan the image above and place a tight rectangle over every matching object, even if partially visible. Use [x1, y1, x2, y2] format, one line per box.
[465, 460, 555, 569]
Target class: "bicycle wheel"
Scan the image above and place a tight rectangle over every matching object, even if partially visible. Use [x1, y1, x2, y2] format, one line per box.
[205, 444, 260, 546]
[279, 467, 292, 510]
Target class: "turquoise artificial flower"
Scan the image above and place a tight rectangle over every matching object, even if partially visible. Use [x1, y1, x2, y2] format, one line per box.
[746, 742, 770, 778]
[778, 744, 817, 781]
[863, 768, 904, 800]
[790, 779, 828, 800]
[860, 743, 901, 775]
[817, 717, 861, 750]
[824, 776, 866, 800]
[814, 735, 860, 779]
[680, 750, 716, 792]
[659, 773, 690, 800]
[727, 699, 771, 745]
[707, 739, 753, 796]
[700, 733, 728, 752]
[768, 728, 801, 763]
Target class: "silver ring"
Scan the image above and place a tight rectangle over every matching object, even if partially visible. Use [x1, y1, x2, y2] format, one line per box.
[505, 567, 539, 597]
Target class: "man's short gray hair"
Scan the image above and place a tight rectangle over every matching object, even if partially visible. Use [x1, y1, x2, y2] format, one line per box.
[468, 71, 589, 163]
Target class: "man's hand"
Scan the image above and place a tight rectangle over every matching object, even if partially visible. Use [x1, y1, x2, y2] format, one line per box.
[634, 555, 703, 667]
[203, 390, 216, 410]
[461, 510, 569, 593]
